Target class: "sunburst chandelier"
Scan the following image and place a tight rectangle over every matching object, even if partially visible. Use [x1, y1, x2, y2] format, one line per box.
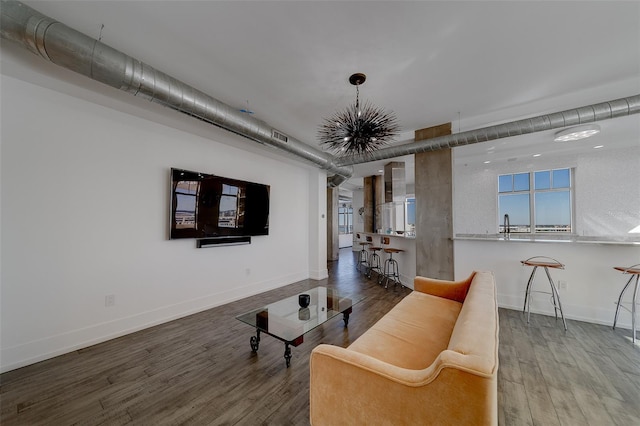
[319, 73, 400, 157]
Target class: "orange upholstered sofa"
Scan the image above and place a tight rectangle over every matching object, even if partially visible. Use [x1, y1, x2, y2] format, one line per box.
[310, 271, 499, 425]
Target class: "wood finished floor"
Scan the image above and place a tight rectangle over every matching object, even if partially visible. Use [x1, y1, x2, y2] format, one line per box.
[1, 248, 639, 425]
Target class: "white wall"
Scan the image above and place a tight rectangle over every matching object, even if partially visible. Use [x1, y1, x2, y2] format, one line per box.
[338, 234, 352, 249]
[455, 239, 639, 328]
[454, 144, 640, 238]
[576, 147, 640, 237]
[0, 75, 324, 372]
[453, 142, 640, 328]
[308, 171, 329, 279]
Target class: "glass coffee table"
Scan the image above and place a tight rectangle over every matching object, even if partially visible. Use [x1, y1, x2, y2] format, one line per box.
[236, 286, 363, 367]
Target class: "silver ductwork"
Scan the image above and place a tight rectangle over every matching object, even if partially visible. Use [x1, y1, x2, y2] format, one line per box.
[0, 0, 352, 186]
[338, 95, 640, 166]
[2, 1, 638, 180]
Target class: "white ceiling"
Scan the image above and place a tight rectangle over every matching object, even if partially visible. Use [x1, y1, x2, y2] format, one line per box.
[7, 1, 640, 193]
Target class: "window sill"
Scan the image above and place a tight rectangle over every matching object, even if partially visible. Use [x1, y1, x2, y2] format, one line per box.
[454, 233, 640, 245]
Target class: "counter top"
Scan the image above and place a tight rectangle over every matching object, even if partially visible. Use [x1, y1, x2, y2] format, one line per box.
[454, 233, 640, 246]
[362, 232, 415, 240]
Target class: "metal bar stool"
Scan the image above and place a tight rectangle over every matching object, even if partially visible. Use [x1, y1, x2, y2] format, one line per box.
[521, 256, 567, 330]
[355, 233, 370, 273]
[612, 264, 640, 343]
[380, 248, 404, 289]
[366, 236, 382, 279]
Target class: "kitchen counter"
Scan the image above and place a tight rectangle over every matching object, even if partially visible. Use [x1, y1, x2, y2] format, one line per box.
[356, 232, 416, 288]
[454, 233, 640, 246]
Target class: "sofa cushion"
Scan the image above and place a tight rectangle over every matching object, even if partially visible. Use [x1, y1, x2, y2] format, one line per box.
[347, 291, 462, 369]
[447, 271, 498, 375]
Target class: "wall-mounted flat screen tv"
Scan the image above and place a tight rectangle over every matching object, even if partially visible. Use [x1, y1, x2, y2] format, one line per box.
[170, 168, 270, 239]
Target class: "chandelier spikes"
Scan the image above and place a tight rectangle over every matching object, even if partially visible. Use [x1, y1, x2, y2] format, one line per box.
[319, 73, 400, 157]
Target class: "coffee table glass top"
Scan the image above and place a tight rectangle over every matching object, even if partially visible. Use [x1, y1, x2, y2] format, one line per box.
[236, 286, 363, 342]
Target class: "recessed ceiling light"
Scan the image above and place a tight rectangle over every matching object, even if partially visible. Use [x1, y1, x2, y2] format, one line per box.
[483, 160, 491, 164]
[377, 169, 383, 173]
[593, 145, 604, 149]
[533, 154, 542, 157]
[554, 124, 601, 142]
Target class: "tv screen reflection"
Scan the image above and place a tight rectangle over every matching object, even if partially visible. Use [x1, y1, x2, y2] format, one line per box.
[170, 168, 269, 239]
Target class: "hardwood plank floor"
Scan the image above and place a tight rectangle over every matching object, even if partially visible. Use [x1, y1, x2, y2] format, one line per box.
[498, 309, 640, 425]
[1, 248, 639, 425]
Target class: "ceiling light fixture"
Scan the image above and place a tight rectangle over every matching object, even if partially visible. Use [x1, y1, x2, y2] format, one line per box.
[318, 73, 400, 157]
[554, 124, 601, 142]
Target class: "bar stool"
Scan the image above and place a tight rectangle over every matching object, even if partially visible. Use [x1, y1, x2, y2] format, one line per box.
[376, 237, 390, 285]
[380, 248, 404, 289]
[612, 264, 640, 343]
[355, 234, 370, 273]
[521, 256, 567, 330]
[366, 239, 383, 280]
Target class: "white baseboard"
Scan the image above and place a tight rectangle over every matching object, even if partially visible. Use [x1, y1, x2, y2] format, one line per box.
[498, 294, 634, 329]
[0, 271, 308, 373]
[309, 268, 329, 280]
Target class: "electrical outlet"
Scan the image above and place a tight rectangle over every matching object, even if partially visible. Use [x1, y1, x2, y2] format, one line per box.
[105, 294, 115, 307]
[558, 280, 567, 291]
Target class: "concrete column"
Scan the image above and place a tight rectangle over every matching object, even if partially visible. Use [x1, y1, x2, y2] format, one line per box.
[415, 123, 453, 280]
[363, 176, 374, 233]
[375, 175, 384, 232]
[363, 175, 384, 233]
[326, 185, 339, 261]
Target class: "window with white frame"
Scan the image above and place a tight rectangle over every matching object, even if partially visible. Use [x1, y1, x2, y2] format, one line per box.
[405, 197, 416, 236]
[498, 168, 572, 233]
[338, 203, 353, 234]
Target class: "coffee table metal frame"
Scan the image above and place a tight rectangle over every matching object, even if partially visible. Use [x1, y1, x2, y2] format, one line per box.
[236, 287, 361, 367]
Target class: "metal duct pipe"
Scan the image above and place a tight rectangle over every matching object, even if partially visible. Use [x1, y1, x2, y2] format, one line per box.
[337, 94, 640, 166]
[0, 0, 352, 186]
[3, 1, 638, 180]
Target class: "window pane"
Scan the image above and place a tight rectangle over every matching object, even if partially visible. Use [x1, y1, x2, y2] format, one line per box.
[174, 180, 198, 230]
[513, 173, 530, 191]
[498, 175, 512, 193]
[499, 193, 530, 232]
[175, 194, 196, 229]
[338, 206, 353, 234]
[534, 170, 551, 190]
[176, 193, 196, 213]
[552, 169, 570, 188]
[406, 198, 416, 225]
[222, 184, 239, 196]
[535, 191, 571, 232]
[219, 195, 238, 228]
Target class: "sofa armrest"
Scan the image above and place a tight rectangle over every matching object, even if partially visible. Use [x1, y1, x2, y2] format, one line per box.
[413, 272, 476, 303]
[311, 344, 440, 386]
[310, 344, 439, 426]
[310, 344, 497, 425]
